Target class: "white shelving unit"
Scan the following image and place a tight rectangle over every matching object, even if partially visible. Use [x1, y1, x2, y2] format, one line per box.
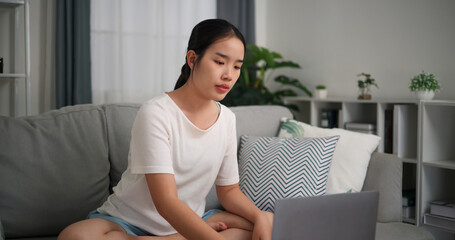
[284, 96, 418, 156]
[419, 100, 455, 233]
[0, 0, 30, 116]
[284, 97, 455, 234]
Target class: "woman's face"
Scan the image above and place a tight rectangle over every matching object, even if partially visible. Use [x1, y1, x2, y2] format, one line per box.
[188, 36, 244, 101]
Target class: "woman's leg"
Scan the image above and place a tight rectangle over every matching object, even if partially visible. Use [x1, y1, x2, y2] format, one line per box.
[206, 211, 254, 240]
[58, 218, 131, 240]
[206, 211, 253, 231]
[219, 228, 252, 240]
[58, 219, 185, 240]
[59, 217, 234, 240]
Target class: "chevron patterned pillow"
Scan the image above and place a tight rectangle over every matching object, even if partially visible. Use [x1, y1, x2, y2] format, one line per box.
[238, 135, 340, 213]
[278, 118, 381, 194]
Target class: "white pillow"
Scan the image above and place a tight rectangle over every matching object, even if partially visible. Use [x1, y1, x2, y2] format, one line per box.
[278, 118, 381, 194]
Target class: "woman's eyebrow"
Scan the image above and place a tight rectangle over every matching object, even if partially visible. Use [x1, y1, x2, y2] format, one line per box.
[216, 52, 243, 63]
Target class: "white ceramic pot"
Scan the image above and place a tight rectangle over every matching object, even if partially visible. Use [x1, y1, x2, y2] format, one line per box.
[415, 90, 435, 100]
[314, 89, 328, 99]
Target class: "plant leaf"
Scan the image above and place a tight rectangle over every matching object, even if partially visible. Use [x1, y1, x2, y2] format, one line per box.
[275, 75, 312, 97]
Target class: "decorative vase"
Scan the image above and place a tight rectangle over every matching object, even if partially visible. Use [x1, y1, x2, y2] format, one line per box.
[415, 90, 435, 100]
[314, 89, 328, 99]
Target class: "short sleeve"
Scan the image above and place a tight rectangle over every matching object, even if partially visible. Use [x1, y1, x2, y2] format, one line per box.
[130, 102, 174, 174]
[215, 109, 239, 186]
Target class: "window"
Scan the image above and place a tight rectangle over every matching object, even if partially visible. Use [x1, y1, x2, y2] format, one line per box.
[91, 0, 216, 104]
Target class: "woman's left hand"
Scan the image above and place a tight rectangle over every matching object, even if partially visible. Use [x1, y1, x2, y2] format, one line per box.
[252, 211, 274, 240]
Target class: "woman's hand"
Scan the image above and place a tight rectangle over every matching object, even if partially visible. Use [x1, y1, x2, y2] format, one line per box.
[252, 211, 274, 240]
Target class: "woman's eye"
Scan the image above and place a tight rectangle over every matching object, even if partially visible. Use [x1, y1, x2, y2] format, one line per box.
[215, 60, 224, 65]
[234, 66, 241, 70]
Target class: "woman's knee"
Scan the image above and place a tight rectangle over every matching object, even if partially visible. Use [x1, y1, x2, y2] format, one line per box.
[58, 218, 126, 240]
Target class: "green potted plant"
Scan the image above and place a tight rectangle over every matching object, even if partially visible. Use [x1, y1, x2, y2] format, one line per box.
[314, 85, 327, 99]
[357, 73, 378, 100]
[409, 71, 440, 100]
[222, 44, 311, 108]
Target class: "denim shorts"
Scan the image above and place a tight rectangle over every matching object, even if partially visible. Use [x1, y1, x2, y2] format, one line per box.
[88, 209, 223, 236]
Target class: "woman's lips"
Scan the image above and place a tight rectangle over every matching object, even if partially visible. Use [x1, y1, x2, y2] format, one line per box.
[215, 84, 229, 93]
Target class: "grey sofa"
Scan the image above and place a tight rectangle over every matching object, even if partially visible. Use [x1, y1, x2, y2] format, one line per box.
[0, 103, 433, 240]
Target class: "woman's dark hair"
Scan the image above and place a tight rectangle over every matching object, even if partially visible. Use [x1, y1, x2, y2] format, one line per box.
[174, 19, 246, 90]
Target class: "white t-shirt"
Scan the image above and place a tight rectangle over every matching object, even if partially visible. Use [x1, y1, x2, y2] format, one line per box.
[97, 93, 239, 236]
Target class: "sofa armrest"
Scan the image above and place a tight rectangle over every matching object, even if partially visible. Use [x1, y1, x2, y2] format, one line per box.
[362, 152, 402, 223]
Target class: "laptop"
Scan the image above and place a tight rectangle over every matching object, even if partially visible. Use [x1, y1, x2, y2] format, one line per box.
[272, 191, 379, 240]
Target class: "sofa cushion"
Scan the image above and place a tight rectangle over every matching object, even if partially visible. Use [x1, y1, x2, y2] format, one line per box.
[375, 222, 434, 240]
[102, 104, 140, 190]
[238, 135, 339, 212]
[278, 118, 381, 194]
[363, 152, 402, 223]
[0, 105, 110, 238]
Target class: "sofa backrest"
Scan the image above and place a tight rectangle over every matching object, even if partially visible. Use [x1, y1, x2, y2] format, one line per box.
[231, 105, 294, 140]
[362, 152, 402, 223]
[0, 105, 111, 238]
[102, 104, 141, 190]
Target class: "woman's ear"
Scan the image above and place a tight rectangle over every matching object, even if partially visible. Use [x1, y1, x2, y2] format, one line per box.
[186, 50, 197, 70]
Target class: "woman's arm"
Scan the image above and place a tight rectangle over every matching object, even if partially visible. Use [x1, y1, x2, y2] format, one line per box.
[216, 184, 273, 240]
[146, 174, 226, 240]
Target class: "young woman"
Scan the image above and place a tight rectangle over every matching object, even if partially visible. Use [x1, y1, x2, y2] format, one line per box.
[58, 19, 273, 240]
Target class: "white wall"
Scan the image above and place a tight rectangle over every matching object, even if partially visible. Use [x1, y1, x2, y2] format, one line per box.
[2, 0, 454, 116]
[256, 0, 455, 100]
[0, 0, 55, 116]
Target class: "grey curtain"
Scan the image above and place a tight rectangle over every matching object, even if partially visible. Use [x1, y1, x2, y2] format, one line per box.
[217, 0, 255, 44]
[56, 0, 92, 108]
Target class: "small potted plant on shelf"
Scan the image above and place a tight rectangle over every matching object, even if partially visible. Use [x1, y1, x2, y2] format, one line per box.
[314, 85, 327, 99]
[357, 72, 378, 100]
[409, 71, 440, 100]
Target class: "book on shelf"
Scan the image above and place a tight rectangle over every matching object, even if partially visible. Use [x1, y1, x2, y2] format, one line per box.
[345, 129, 376, 135]
[393, 105, 417, 159]
[384, 109, 393, 154]
[337, 109, 343, 128]
[402, 206, 415, 218]
[344, 122, 376, 135]
[344, 122, 376, 130]
[430, 200, 455, 219]
[402, 189, 416, 207]
[320, 109, 339, 129]
[424, 213, 455, 231]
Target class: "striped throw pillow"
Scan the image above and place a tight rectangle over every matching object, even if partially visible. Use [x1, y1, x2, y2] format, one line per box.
[238, 135, 339, 212]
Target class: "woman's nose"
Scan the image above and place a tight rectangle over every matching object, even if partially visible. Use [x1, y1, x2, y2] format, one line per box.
[222, 68, 233, 81]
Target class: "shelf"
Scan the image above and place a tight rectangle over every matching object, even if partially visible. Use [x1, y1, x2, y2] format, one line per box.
[423, 160, 455, 171]
[403, 158, 418, 164]
[0, 0, 30, 116]
[0, 73, 27, 78]
[283, 97, 455, 232]
[0, 0, 24, 7]
[285, 96, 418, 104]
[403, 217, 417, 224]
[421, 100, 455, 107]
[424, 213, 455, 233]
